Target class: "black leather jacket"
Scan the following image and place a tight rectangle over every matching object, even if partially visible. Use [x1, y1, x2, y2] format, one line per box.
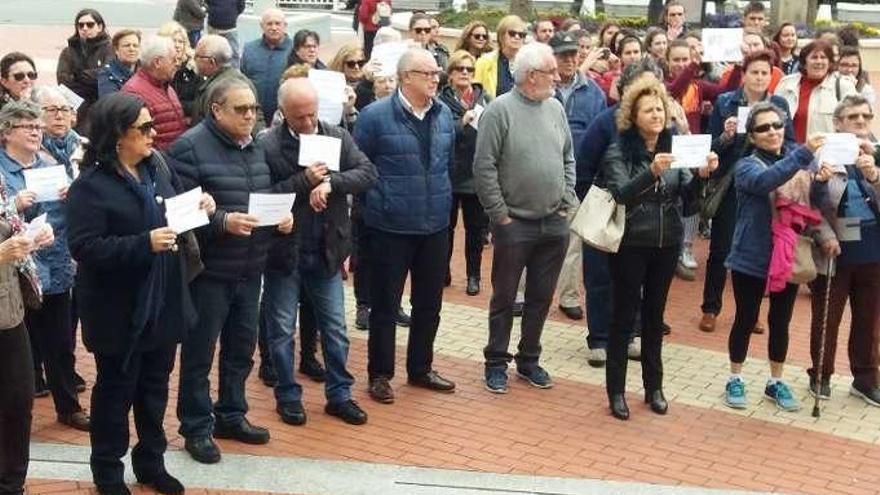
[601, 128, 701, 248]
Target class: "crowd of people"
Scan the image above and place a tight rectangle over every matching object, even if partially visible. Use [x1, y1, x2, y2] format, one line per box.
[1, 0, 879, 494]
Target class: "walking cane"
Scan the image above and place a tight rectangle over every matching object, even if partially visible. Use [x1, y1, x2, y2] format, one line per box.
[812, 255, 836, 418]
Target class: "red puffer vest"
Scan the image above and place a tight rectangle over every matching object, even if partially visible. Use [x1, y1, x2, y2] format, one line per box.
[122, 69, 187, 151]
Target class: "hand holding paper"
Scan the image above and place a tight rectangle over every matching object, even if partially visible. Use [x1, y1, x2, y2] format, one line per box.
[247, 193, 296, 227]
[164, 187, 209, 234]
[736, 106, 750, 134]
[23, 166, 70, 203]
[817, 133, 859, 166]
[299, 134, 342, 171]
[671, 134, 712, 169]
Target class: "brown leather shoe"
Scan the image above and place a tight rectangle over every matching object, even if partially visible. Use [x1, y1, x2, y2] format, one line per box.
[752, 324, 765, 334]
[368, 377, 394, 404]
[699, 313, 716, 332]
[58, 410, 90, 431]
[407, 370, 456, 393]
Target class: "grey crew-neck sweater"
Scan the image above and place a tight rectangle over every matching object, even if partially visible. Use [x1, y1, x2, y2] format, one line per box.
[473, 88, 576, 224]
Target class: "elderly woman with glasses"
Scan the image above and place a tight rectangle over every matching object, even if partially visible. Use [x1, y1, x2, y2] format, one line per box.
[56, 8, 115, 134]
[0, 52, 38, 111]
[721, 102, 828, 413]
[455, 21, 493, 60]
[474, 15, 527, 98]
[67, 92, 213, 495]
[0, 100, 89, 433]
[98, 29, 143, 97]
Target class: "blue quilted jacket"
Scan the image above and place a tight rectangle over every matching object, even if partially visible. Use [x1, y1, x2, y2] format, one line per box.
[353, 92, 455, 235]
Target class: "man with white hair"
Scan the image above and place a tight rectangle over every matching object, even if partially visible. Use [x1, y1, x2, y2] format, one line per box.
[241, 8, 293, 122]
[474, 41, 575, 394]
[190, 34, 261, 127]
[353, 48, 457, 404]
[121, 35, 186, 150]
[259, 78, 376, 426]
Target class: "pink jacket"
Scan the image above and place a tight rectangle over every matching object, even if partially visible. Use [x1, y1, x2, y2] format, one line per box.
[766, 197, 822, 293]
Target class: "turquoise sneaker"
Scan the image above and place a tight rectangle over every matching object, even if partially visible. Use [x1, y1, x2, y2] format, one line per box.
[724, 376, 748, 409]
[765, 380, 801, 412]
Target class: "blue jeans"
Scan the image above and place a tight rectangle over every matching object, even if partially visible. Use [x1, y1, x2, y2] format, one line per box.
[261, 253, 354, 405]
[177, 276, 260, 438]
[582, 243, 611, 349]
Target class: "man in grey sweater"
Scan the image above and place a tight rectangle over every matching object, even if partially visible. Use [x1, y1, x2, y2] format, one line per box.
[474, 42, 577, 394]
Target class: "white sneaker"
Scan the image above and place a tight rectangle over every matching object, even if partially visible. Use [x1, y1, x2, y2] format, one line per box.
[627, 337, 641, 360]
[680, 247, 698, 269]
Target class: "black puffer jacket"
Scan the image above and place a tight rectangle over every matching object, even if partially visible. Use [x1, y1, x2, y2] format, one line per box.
[56, 32, 115, 134]
[601, 128, 702, 248]
[167, 116, 279, 281]
[437, 83, 490, 194]
[205, 0, 245, 30]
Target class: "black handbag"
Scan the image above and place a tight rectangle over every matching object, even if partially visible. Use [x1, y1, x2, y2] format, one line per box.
[699, 169, 734, 220]
[18, 270, 42, 310]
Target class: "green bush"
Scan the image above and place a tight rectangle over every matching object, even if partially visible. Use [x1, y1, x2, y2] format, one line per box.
[436, 7, 648, 32]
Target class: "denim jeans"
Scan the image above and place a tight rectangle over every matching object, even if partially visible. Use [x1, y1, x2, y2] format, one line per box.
[177, 276, 261, 438]
[582, 243, 611, 350]
[259, 269, 302, 405]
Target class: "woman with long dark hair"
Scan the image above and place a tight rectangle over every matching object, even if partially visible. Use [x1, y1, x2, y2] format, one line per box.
[773, 23, 800, 75]
[455, 21, 493, 60]
[67, 92, 214, 495]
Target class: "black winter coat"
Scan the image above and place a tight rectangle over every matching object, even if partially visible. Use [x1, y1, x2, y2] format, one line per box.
[437, 83, 490, 194]
[167, 117, 280, 281]
[66, 154, 191, 356]
[261, 121, 377, 273]
[56, 32, 115, 134]
[174, 0, 206, 31]
[205, 0, 245, 30]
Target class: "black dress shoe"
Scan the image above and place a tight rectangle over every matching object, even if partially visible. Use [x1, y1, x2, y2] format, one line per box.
[609, 393, 630, 420]
[645, 390, 668, 415]
[368, 377, 395, 404]
[213, 418, 270, 445]
[355, 305, 370, 330]
[259, 362, 278, 387]
[34, 374, 49, 398]
[325, 399, 368, 425]
[466, 276, 480, 296]
[396, 307, 411, 327]
[559, 305, 584, 320]
[184, 436, 221, 464]
[277, 401, 307, 426]
[407, 370, 456, 393]
[58, 410, 90, 431]
[136, 470, 185, 495]
[299, 357, 326, 383]
[96, 483, 131, 495]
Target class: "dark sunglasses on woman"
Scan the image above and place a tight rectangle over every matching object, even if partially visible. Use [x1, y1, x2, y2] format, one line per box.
[750, 121, 785, 133]
[471, 33, 488, 41]
[11, 71, 37, 82]
[345, 59, 366, 69]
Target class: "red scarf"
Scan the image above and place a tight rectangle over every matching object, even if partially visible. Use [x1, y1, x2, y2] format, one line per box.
[794, 77, 821, 143]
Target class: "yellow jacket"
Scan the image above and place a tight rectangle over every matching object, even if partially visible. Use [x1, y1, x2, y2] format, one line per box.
[474, 51, 500, 98]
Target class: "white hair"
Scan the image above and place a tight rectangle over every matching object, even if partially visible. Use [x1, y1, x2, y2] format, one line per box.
[139, 35, 175, 65]
[512, 42, 553, 85]
[277, 77, 317, 108]
[374, 27, 402, 46]
[198, 34, 233, 65]
[261, 8, 286, 24]
[31, 85, 68, 106]
[397, 48, 434, 78]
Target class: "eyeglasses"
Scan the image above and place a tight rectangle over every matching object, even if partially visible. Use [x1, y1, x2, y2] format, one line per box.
[11, 123, 44, 133]
[42, 106, 72, 115]
[413, 27, 432, 35]
[409, 69, 441, 79]
[10, 71, 37, 82]
[532, 67, 557, 76]
[843, 112, 874, 121]
[471, 33, 488, 41]
[345, 59, 367, 69]
[507, 30, 527, 39]
[229, 104, 260, 116]
[194, 54, 215, 62]
[132, 120, 154, 136]
[78, 21, 97, 29]
[451, 66, 475, 74]
[750, 121, 785, 133]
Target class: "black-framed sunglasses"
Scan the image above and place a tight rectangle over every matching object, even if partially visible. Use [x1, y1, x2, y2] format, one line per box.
[11, 71, 37, 82]
[345, 59, 367, 69]
[451, 66, 475, 74]
[844, 112, 874, 121]
[132, 121, 155, 136]
[229, 104, 260, 116]
[413, 27, 432, 35]
[471, 33, 489, 41]
[750, 121, 785, 133]
[78, 21, 97, 29]
[507, 30, 527, 39]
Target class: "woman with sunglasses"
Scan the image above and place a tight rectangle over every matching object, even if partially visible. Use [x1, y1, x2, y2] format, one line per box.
[0, 99, 90, 435]
[67, 92, 212, 495]
[721, 102, 828, 413]
[0, 53, 38, 111]
[57, 8, 115, 135]
[98, 29, 143, 97]
[775, 40, 857, 144]
[455, 21, 493, 60]
[438, 50, 490, 297]
[330, 44, 368, 86]
[474, 15, 527, 98]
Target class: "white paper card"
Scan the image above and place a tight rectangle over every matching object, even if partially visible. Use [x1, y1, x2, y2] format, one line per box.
[299, 134, 342, 171]
[837, 217, 862, 242]
[309, 69, 347, 124]
[248, 193, 296, 227]
[818, 133, 859, 166]
[736, 106, 750, 134]
[671, 134, 712, 169]
[57, 84, 85, 111]
[164, 187, 208, 234]
[23, 166, 69, 202]
[468, 104, 485, 130]
[370, 42, 409, 77]
[702, 28, 743, 63]
[25, 213, 47, 240]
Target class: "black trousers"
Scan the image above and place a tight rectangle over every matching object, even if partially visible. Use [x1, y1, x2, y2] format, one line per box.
[607, 246, 678, 395]
[25, 292, 80, 415]
[447, 193, 489, 279]
[90, 344, 176, 486]
[367, 228, 447, 379]
[352, 216, 371, 308]
[701, 187, 736, 315]
[728, 271, 798, 364]
[0, 323, 33, 495]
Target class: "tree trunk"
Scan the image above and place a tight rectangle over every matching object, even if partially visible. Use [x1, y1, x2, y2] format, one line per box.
[647, 0, 665, 25]
[510, 0, 532, 19]
[807, 0, 821, 24]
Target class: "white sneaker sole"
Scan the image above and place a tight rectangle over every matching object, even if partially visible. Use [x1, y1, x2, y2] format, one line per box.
[850, 386, 880, 407]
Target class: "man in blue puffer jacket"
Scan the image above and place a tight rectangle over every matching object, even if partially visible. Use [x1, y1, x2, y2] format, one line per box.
[353, 48, 456, 405]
